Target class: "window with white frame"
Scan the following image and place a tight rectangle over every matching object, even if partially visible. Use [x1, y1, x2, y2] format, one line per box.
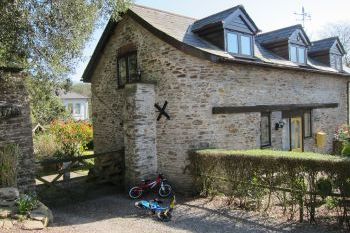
[67, 103, 73, 114]
[227, 32, 253, 56]
[333, 54, 343, 71]
[74, 103, 81, 115]
[289, 44, 306, 64]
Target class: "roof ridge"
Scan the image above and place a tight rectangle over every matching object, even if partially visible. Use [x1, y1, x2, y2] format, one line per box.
[193, 5, 242, 24]
[311, 36, 338, 43]
[132, 4, 197, 20]
[257, 24, 302, 37]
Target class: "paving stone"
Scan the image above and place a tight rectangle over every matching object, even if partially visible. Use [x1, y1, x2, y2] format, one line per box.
[0, 207, 12, 218]
[1, 219, 14, 229]
[21, 220, 45, 230]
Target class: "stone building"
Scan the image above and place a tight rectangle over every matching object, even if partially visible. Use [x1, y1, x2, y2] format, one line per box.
[83, 5, 350, 191]
[0, 68, 35, 192]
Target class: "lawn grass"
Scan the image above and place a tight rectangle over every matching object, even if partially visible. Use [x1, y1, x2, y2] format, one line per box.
[82, 150, 94, 165]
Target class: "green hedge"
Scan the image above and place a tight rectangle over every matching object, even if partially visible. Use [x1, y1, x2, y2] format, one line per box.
[190, 149, 350, 225]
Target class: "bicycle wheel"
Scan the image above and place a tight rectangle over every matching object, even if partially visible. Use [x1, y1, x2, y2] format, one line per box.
[129, 187, 143, 199]
[157, 211, 172, 222]
[158, 184, 172, 197]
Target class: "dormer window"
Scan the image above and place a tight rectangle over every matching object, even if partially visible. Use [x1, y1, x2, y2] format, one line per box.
[333, 54, 343, 71]
[308, 37, 346, 71]
[289, 44, 306, 64]
[192, 5, 259, 56]
[257, 25, 311, 64]
[227, 31, 253, 56]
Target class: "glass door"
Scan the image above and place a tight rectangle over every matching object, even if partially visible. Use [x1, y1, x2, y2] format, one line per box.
[290, 117, 303, 152]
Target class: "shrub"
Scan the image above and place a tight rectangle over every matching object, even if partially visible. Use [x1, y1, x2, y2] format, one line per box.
[49, 120, 93, 158]
[334, 124, 350, 141]
[16, 194, 39, 215]
[0, 144, 20, 187]
[341, 142, 350, 157]
[316, 178, 333, 198]
[33, 133, 61, 160]
[190, 149, 350, 224]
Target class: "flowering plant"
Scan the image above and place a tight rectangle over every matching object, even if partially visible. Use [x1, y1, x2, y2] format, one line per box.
[334, 124, 350, 141]
[50, 120, 93, 158]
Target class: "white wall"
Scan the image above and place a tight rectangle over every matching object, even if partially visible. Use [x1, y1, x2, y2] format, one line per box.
[62, 99, 89, 121]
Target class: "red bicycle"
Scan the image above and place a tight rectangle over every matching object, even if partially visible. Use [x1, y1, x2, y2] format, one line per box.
[129, 174, 172, 199]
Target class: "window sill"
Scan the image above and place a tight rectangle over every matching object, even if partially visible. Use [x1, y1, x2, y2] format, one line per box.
[118, 80, 157, 89]
[228, 53, 257, 60]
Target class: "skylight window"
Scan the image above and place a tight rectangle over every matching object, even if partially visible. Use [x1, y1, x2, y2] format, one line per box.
[227, 32, 253, 57]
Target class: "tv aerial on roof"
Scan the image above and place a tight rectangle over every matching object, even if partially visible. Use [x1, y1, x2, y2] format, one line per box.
[294, 6, 311, 28]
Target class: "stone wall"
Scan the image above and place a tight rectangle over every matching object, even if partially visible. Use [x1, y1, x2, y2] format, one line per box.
[124, 83, 157, 186]
[0, 70, 35, 192]
[89, 16, 348, 192]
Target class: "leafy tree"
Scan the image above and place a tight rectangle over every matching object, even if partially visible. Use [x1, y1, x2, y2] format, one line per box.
[0, 0, 132, 124]
[1, 0, 132, 77]
[71, 83, 91, 98]
[319, 22, 350, 67]
[26, 77, 70, 125]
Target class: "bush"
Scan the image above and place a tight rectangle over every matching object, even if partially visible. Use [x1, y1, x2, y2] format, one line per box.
[190, 149, 350, 224]
[341, 142, 350, 157]
[33, 133, 61, 160]
[0, 144, 20, 187]
[334, 124, 350, 141]
[49, 120, 93, 158]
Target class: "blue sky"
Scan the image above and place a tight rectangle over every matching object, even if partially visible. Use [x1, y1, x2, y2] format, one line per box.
[70, 0, 350, 82]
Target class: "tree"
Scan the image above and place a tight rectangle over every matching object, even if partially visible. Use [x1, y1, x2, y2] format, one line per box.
[0, 0, 132, 124]
[71, 83, 91, 98]
[319, 22, 350, 67]
[26, 77, 70, 125]
[0, 0, 132, 79]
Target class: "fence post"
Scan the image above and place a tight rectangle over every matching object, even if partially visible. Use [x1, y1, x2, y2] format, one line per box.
[62, 162, 71, 181]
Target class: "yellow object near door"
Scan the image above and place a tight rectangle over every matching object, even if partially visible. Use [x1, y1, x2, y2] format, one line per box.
[291, 117, 302, 152]
[316, 131, 327, 148]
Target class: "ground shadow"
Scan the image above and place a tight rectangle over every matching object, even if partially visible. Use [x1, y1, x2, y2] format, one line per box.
[39, 183, 345, 233]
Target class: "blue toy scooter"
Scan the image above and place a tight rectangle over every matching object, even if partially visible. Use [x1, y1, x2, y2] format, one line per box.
[134, 196, 175, 221]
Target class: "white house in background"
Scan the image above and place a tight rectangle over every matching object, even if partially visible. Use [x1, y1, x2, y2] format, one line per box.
[59, 91, 89, 121]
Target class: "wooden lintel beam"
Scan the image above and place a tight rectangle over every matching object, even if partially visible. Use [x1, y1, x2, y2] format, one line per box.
[212, 103, 339, 114]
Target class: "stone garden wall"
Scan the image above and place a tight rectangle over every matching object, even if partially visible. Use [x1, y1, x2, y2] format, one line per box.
[0, 69, 35, 192]
[89, 16, 348, 192]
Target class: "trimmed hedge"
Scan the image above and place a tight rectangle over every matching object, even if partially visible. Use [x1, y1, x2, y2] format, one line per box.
[190, 149, 350, 225]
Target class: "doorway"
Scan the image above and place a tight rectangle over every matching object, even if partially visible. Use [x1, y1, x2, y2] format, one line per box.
[290, 117, 303, 152]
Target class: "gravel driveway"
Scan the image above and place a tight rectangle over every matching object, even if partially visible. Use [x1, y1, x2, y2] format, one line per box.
[2, 184, 345, 233]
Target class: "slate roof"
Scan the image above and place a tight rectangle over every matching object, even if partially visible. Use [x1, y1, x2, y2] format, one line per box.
[309, 37, 346, 54]
[82, 4, 349, 82]
[191, 5, 256, 32]
[256, 24, 311, 45]
[59, 91, 89, 100]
